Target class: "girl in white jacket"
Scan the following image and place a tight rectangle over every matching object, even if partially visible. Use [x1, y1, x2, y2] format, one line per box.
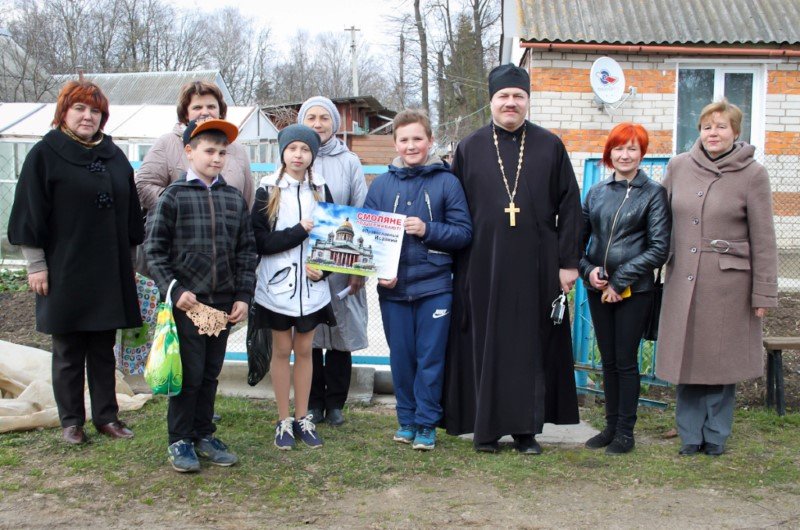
[251, 124, 334, 450]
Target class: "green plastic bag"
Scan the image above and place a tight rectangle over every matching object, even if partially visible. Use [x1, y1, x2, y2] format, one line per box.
[144, 280, 182, 396]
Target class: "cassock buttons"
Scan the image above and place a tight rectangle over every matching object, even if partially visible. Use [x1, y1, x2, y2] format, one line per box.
[697, 191, 704, 197]
[692, 218, 700, 225]
[688, 275, 694, 281]
[691, 247, 697, 253]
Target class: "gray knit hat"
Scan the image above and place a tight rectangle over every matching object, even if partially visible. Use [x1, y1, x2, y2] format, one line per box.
[278, 124, 321, 164]
[297, 96, 341, 134]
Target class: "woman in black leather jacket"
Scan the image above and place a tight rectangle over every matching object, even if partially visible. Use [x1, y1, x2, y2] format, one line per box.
[579, 123, 671, 454]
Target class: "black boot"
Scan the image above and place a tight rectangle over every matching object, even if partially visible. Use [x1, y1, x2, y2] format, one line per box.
[585, 426, 615, 449]
[605, 433, 635, 455]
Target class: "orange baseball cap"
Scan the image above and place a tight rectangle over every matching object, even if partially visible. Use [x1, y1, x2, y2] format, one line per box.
[183, 118, 238, 145]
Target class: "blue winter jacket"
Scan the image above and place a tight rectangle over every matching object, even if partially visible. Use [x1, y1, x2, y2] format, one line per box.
[364, 155, 472, 301]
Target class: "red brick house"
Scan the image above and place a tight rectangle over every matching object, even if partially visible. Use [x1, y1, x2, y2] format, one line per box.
[502, 0, 800, 255]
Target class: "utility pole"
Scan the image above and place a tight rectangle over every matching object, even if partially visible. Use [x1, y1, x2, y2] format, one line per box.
[345, 26, 360, 96]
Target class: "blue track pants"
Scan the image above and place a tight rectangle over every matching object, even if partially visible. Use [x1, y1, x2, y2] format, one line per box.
[379, 292, 452, 428]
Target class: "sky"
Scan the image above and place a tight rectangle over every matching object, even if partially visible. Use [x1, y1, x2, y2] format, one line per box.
[166, 0, 403, 54]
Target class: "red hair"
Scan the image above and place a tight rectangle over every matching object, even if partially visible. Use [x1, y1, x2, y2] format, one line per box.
[52, 81, 110, 130]
[602, 122, 649, 169]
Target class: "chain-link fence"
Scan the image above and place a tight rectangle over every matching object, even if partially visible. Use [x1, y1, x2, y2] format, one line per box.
[765, 155, 800, 292]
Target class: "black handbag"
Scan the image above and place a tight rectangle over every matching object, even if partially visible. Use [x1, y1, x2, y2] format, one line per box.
[246, 304, 272, 386]
[643, 267, 663, 342]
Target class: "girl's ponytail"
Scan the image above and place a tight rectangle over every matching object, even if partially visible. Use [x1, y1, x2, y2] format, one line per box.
[308, 166, 322, 202]
[265, 166, 285, 226]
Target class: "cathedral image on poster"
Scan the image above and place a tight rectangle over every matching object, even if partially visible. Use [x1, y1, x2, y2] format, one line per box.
[307, 202, 405, 278]
[309, 218, 377, 272]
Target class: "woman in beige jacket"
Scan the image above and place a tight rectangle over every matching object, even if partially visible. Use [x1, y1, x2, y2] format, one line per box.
[135, 81, 254, 214]
[655, 100, 778, 457]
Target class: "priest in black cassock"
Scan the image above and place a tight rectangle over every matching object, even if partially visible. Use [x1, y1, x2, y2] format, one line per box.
[442, 64, 581, 454]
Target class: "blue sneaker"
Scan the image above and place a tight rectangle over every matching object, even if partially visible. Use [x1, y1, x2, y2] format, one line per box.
[412, 427, 436, 450]
[393, 424, 416, 444]
[294, 415, 323, 448]
[196, 436, 238, 466]
[274, 417, 296, 450]
[168, 440, 200, 473]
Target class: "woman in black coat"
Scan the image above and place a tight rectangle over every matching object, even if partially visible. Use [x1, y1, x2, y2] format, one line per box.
[7, 81, 144, 444]
[578, 123, 671, 454]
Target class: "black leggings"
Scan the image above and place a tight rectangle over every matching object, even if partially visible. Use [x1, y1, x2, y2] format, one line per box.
[587, 290, 653, 436]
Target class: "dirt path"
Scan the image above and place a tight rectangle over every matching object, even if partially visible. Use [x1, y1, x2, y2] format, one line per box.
[1, 477, 798, 529]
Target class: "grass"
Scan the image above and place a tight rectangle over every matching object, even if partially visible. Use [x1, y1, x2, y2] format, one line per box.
[0, 397, 798, 512]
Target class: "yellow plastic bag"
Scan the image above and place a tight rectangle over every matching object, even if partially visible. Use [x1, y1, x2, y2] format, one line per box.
[144, 280, 182, 396]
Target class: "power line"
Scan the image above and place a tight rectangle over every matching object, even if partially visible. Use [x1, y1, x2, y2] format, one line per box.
[437, 72, 487, 89]
[436, 103, 491, 128]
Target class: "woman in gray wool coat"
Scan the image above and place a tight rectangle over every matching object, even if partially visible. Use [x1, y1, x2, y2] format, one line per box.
[655, 100, 778, 457]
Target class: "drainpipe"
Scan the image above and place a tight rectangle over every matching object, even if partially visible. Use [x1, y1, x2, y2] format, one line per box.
[521, 41, 800, 57]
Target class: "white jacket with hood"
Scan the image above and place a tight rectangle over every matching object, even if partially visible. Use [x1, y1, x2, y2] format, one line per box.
[252, 170, 331, 317]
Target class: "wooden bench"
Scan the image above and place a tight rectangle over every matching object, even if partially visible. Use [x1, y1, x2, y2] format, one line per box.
[763, 337, 799, 416]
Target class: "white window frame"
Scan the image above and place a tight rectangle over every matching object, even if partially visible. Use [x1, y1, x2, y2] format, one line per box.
[673, 61, 767, 158]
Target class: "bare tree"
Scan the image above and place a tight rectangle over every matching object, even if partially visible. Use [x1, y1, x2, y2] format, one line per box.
[0, 30, 57, 101]
[413, 0, 430, 113]
[157, 11, 208, 72]
[270, 30, 315, 103]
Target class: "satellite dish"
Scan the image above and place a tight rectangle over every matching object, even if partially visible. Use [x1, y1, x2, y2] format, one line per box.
[590, 57, 626, 104]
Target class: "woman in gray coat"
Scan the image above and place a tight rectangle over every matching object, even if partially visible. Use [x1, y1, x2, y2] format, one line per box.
[655, 100, 778, 457]
[298, 96, 369, 426]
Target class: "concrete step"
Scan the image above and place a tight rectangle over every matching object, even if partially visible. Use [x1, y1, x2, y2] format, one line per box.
[124, 362, 376, 403]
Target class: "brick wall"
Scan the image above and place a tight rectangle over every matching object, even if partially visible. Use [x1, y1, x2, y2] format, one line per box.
[528, 50, 679, 186]
[525, 50, 800, 248]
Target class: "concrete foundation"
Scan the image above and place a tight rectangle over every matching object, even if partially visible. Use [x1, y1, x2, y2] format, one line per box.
[124, 361, 376, 403]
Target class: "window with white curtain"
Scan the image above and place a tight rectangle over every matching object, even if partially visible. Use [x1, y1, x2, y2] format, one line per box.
[675, 64, 765, 154]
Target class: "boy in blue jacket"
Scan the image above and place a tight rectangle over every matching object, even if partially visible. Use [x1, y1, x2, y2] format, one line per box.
[364, 109, 472, 450]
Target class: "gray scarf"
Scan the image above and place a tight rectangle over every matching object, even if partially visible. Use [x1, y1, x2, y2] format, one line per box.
[319, 136, 349, 158]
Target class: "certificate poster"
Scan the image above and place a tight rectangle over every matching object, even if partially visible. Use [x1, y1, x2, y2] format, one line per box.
[307, 202, 405, 279]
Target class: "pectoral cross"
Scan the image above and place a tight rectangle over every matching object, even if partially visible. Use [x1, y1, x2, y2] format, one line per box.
[504, 201, 520, 227]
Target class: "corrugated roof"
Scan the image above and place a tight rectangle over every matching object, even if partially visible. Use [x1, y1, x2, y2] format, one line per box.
[263, 95, 396, 116]
[0, 102, 275, 141]
[516, 0, 800, 45]
[50, 70, 234, 106]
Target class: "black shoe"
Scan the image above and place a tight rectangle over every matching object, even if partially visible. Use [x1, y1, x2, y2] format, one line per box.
[679, 443, 703, 456]
[474, 440, 500, 453]
[325, 408, 345, 427]
[212, 412, 221, 423]
[704, 443, 724, 456]
[585, 427, 615, 449]
[605, 433, 635, 455]
[308, 408, 325, 424]
[513, 434, 542, 455]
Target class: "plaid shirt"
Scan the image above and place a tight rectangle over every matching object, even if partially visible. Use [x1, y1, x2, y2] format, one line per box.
[145, 175, 257, 305]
